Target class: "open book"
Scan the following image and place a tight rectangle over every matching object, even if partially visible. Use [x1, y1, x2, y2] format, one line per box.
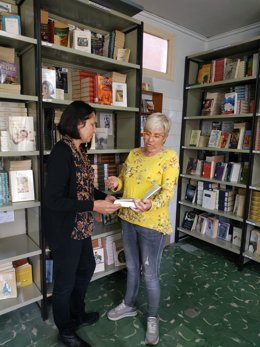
[114, 185, 161, 208]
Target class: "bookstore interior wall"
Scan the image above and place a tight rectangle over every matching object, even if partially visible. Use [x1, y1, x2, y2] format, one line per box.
[0, 0, 143, 319]
[176, 36, 260, 269]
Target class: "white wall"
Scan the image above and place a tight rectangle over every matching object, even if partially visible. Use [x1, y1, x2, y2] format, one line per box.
[135, 11, 260, 243]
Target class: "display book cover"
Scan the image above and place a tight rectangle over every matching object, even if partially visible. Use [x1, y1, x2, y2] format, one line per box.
[114, 184, 161, 207]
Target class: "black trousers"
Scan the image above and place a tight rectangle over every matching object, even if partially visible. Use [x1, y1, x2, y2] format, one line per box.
[50, 235, 96, 331]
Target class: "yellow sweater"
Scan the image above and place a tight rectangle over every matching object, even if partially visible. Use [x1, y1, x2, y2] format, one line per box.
[115, 148, 179, 234]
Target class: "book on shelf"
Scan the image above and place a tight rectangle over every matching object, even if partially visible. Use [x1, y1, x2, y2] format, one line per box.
[112, 82, 127, 107]
[97, 75, 112, 105]
[202, 161, 215, 179]
[185, 183, 197, 203]
[219, 132, 231, 148]
[223, 58, 239, 80]
[54, 20, 70, 47]
[113, 238, 126, 267]
[211, 57, 225, 82]
[229, 163, 242, 182]
[208, 129, 221, 148]
[196, 63, 211, 84]
[0, 262, 17, 300]
[223, 92, 237, 114]
[201, 120, 213, 136]
[94, 247, 105, 272]
[13, 259, 32, 288]
[0, 59, 18, 84]
[228, 127, 245, 150]
[186, 157, 198, 175]
[71, 28, 91, 52]
[195, 213, 208, 234]
[217, 218, 231, 241]
[198, 135, 209, 147]
[114, 185, 161, 208]
[201, 92, 224, 116]
[189, 130, 201, 147]
[240, 162, 249, 184]
[95, 128, 108, 150]
[233, 193, 245, 217]
[9, 169, 35, 202]
[0, 13, 21, 35]
[42, 68, 56, 99]
[0, 46, 15, 64]
[116, 48, 130, 62]
[202, 189, 217, 210]
[247, 229, 258, 254]
[91, 31, 104, 56]
[8, 116, 36, 151]
[205, 216, 219, 238]
[242, 129, 252, 150]
[232, 226, 242, 247]
[214, 162, 227, 181]
[182, 210, 198, 231]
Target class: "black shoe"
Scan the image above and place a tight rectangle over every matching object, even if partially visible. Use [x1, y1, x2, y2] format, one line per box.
[73, 312, 100, 330]
[58, 329, 91, 347]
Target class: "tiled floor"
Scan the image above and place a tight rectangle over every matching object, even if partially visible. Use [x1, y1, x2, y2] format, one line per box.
[1, 237, 260, 347]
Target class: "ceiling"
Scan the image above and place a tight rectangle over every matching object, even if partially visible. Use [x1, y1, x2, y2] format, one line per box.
[132, 0, 260, 38]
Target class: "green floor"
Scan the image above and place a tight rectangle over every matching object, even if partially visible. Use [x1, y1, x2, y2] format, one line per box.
[1, 237, 260, 347]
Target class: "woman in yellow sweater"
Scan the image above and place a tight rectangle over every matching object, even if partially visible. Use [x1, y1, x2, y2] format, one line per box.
[106, 113, 179, 345]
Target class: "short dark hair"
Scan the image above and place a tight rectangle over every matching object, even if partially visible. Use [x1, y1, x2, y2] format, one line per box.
[57, 101, 96, 139]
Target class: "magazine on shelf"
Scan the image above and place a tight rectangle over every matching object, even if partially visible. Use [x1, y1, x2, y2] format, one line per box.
[8, 116, 36, 151]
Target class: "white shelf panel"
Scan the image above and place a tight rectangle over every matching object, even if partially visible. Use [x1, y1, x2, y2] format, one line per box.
[187, 76, 256, 89]
[179, 200, 243, 222]
[0, 234, 41, 264]
[0, 201, 40, 212]
[177, 227, 240, 254]
[41, 43, 140, 72]
[182, 146, 250, 154]
[42, 98, 139, 112]
[184, 113, 253, 120]
[0, 93, 38, 101]
[180, 174, 246, 188]
[249, 185, 260, 191]
[0, 283, 42, 316]
[246, 219, 260, 227]
[44, 149, 131, 155]
[0, 30, 37, 51]
[0, 151, 39, 157]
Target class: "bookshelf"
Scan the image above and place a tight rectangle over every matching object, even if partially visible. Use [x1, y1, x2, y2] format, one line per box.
[175, 36, 260, 269]
[140, 90, 163, 134]
[0, 0, 142, 320]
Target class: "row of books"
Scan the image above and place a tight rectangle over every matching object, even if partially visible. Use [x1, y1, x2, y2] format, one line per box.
[186, 156, 248, 183]
[0, 259, 32, 301]
[185, 181, 245, 217]
[91, 163, 119, 190]
[196, 54, 258, 85]
[40, 10, 130, 62]
[181, 210, 260, 256]
[189, 122, 251, 150]
[201, 87, 255, 116]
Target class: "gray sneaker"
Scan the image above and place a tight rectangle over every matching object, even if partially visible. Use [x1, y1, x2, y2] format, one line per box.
[145, 316, 159, 345]
[107, 301, 137, 321]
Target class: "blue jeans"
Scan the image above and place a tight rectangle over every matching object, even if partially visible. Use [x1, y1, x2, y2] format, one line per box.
[121, 220, 166, 317]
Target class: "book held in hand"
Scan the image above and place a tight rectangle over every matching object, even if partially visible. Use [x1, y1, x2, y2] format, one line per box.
[114, 185, 161, 208]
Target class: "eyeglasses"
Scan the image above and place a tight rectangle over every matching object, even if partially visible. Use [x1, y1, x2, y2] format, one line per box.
[143, 131, 165, 139]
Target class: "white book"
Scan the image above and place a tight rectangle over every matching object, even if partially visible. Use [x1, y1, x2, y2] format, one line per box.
[94, 247, 105, 273]
[42, 68, 56, 99]
[71, 28, 91, 53]
[202, 189, 217, 210]
[114, 185, 161, 208]
[9, 169, 35, 202]
[8, 116, 36, 151]
[112, 82, 127, 107]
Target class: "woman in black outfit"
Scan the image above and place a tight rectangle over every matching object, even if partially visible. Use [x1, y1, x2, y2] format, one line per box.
[43, 101, 120, 347]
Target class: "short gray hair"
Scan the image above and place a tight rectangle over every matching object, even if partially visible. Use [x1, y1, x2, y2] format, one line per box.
[144, 113, 171, 137]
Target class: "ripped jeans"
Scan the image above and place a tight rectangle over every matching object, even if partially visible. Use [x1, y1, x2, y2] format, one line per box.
[121, 220, 166, 317]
